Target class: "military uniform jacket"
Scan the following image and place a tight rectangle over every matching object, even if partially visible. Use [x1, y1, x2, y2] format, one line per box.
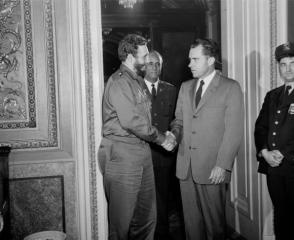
[101, 64, 165, 144]
[143, 80, 178, 167]
[254, 85, 294, 176]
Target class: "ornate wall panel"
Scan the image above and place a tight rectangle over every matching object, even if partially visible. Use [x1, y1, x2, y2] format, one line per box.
[3, 0, 78, 238]
[0, 0, 58, 149]
[9, 161, 77, 240]
[10, 176, 65, 240]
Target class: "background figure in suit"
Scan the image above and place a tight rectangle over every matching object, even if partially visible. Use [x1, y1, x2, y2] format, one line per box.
[254, 42, 294, 240]
[98, 34, 174, 240]
[143, 51, 178, 240]
[169, 39, 244, 240]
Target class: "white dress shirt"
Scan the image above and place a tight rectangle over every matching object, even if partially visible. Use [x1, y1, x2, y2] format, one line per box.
[144, 79, 159, 94]
[195, 70, 216, 97]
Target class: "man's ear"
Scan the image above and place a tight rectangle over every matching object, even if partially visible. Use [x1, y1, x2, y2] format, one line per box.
[126, 53, 134, 64]
[208, 56, 216, 66]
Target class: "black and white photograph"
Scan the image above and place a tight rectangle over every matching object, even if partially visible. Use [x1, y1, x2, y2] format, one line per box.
[0, 0, 293, 239]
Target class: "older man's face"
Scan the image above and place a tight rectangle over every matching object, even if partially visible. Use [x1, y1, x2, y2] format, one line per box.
[145, 53, 161, 82]
[279, 56, 294, 83]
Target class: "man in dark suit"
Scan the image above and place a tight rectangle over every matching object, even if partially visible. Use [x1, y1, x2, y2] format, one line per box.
[167, 39, 244, 240]
[254, 42, 294, 240]
[143, 51, 178, 240]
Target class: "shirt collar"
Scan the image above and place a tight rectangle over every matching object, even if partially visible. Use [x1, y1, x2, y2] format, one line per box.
[144, 79, 159, 91]
[200, 70, 216, 86]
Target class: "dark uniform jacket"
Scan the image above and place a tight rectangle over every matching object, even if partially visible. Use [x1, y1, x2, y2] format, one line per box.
[254, 85, 294, 175]
[143, 80, 178, 167]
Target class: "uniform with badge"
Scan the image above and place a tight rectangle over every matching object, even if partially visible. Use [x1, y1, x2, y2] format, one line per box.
[255, 42, 294, 240]
[99, 64, 165, 240]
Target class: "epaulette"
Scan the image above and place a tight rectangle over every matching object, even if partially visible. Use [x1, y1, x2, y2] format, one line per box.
[161, 80, 175, 88]
[111, 70, 124, 81]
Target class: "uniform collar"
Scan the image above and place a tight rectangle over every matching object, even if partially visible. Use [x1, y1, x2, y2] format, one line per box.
[285, 82, 294, 94]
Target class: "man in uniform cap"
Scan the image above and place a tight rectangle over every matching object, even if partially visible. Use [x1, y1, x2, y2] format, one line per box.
[98, 34, 175, 240]
[255, 42, 294, 240]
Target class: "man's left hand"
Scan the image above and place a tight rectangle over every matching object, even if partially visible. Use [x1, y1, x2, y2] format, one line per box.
[209, 166, 226, 184]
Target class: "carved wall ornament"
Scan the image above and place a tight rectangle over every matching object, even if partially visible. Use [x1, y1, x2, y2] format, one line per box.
[0, 0, 34, 126]
[0, 0, 59, 149]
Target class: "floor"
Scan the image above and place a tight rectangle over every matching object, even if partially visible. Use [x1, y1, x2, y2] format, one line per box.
[168, 209, 246, 240]
[167, 177, 246, 240]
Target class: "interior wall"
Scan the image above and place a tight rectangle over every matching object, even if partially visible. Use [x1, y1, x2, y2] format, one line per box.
[288, 0, 294, 42]
[1, 0, 104, 239]
[222, 0, 287, 239]
[1, 0, 78, 238]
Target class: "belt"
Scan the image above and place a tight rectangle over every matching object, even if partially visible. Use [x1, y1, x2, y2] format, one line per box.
[105, 135, 147, 145]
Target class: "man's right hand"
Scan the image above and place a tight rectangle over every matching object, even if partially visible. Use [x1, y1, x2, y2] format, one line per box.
[261, 149, 283, 167]
[161, 131, 177, 151]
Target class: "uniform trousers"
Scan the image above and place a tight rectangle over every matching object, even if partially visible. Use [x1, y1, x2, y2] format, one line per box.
[179, 167, 226, 240]
[99, 138, 156, 240]
[266, 173, 294, 240]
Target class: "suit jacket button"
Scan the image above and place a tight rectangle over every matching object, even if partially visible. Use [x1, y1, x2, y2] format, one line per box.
[189, 146, 191, 149]
[192, 131, 196, 134]
[277, 110, 281, 114]
[275, 121, 278, 125]
[272, 143, 276, 147]
[193, 115, 197, 118]
[273, 132, 276, 136]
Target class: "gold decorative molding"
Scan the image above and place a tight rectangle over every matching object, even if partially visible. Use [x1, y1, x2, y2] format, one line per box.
[270, 0, 277, 89]
[0, 0, 59, 149]
[82, 0, 99, 238]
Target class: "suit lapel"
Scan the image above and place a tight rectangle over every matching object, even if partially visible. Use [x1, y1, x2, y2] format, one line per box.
[157, 81, 164, 97]
[194, 73, 220, 113]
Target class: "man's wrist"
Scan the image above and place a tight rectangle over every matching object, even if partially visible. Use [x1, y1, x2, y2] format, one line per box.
[260, 149, 268, 158]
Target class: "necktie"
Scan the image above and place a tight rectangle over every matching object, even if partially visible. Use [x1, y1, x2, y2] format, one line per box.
[286, 85, 292, 95]
[151, 83, 156, 100]
[195, 80, 204, 107]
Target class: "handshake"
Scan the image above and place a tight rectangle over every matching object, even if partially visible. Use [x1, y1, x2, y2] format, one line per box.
[161, 131, 177, 151]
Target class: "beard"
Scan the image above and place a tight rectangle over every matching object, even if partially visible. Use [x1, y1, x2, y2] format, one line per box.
[134, 61, 145, 77]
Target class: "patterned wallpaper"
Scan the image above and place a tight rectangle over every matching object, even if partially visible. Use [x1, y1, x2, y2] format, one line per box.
[0, 0, 58, 149]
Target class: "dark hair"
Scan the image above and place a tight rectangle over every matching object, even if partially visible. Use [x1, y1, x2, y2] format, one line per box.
[190, 38, 219, 59]
[118, 34, 147, 62]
